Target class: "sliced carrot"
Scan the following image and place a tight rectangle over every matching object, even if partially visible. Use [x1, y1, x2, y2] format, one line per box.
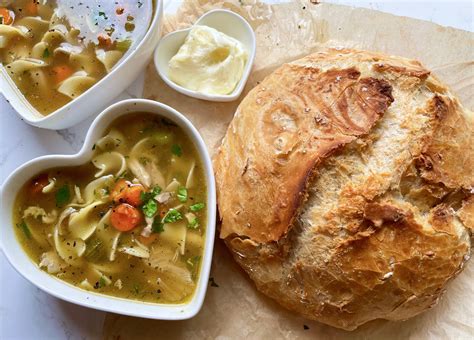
[110, 203, 142, 232]
[138, 234, 158, 246]
[122, 185, 144, 206]
[52, 65, 74, 84]
[0, 8, 13, 25]
[111, 179, 128, 200]
[25, 1, 38, 15]
[30, 174, 49, 195]
[97, 34, 112, 48]
[111, 179, 144, 207]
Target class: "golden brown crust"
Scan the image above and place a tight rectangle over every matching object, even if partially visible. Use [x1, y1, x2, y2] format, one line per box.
[417, 95, 474, 189]
[215, 62, 394, 243]
[215, 49, 473, 330]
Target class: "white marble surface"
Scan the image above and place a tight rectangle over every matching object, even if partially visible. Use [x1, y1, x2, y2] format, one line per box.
[0, 1, 472, 339]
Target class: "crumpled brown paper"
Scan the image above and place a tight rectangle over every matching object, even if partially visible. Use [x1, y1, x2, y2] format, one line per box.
[103, 1, 474, 338]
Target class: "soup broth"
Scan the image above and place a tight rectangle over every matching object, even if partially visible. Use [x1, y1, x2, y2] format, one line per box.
[0, 0, 153, 115]
[13, 113, 207, 304]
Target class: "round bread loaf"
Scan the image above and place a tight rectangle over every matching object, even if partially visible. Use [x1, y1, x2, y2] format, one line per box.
[214, 49, 473, 330]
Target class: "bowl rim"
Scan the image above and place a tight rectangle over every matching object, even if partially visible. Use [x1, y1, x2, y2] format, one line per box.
[0, 0, 163, 125]
[154, 9, 256, 102]
[0, 98, 216, 320]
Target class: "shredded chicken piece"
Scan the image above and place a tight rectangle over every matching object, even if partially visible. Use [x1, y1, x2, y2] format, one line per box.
[155, 191, 172, 204]
[23, 206, 58, 224]
[114, 279, 123, 290]
[141, 217, 153, 237]
[39, 251, 64, 274]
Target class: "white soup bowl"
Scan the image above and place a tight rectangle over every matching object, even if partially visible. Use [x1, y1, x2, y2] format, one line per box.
[0, 99, 217, 320]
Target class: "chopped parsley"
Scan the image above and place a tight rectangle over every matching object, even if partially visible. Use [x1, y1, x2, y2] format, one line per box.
[98, 276, 107, 288]
[55, 184, 70, 207]
[163, 208, 182, 223]
[177, 186, 187, 202]
[17, 221, 31, 239]
[140, 186, 162, 202]
[190, 203, 205, 212]
[98, 11, 107, 19]
[42, 48, 50, 58]
[171, 144, 182, 157]
[142, 199, 158, 218]
[152, 220, 164, 233]
[152, 186, 162, 196]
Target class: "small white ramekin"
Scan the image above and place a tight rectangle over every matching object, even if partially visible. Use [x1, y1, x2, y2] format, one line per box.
[0, 1, 163, 130]
[0, 99, 216, 320]
[154, 9, 256, 102]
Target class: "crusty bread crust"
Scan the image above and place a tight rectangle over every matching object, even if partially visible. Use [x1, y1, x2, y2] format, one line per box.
[214, 49, 473, 330]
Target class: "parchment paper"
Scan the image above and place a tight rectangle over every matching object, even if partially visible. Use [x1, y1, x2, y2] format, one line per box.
[104, 1, 474, 338]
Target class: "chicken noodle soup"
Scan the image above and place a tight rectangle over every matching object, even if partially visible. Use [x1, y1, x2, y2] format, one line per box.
[13, 113, 207, 304]
[0, 0, 153, 115]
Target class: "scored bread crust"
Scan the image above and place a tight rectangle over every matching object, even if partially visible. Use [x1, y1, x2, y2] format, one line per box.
[214, 49, 473, 330]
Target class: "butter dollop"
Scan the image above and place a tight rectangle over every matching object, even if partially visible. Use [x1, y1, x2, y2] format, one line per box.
[168, 25, 248, 96]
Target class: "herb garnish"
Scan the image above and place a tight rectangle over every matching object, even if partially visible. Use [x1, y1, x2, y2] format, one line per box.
[142, 199, 158, 217]
[98, 276, 107, 288]
[55, 184, 70, 207]
[17, 220, 31, 239]
[171, 144, 182, 157]
[42, 48, 50, 58]
[140, 186, 161, 202]
[152, 219, 164, 233]
[163, 208, 182, 223]
[177, 186, 187, 202]
[190, 203, 205, 212]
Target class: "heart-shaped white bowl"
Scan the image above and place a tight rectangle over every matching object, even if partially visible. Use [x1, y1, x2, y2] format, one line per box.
[0, 99, 216, 320]
[0, 1, 163, 130]
[154, 9, 256, 102]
